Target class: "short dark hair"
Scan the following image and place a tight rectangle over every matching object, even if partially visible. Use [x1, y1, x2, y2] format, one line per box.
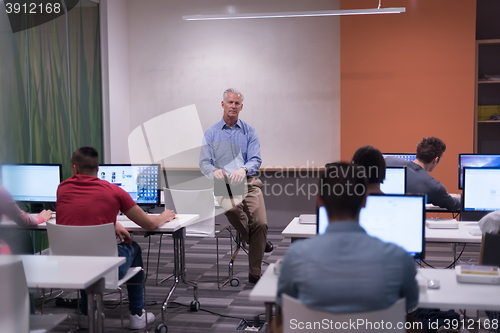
[416, 137, 446, 164]
[320, 162, 368, 219]
[71, 146, 99, 173]
[351, 146, 386, 184]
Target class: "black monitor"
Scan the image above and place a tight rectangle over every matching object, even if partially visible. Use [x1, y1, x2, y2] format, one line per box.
[382, 153, 417, 162]
[458, 154, 500, 189]
[380, 167, 406, 194]
[98, 164, 160, 205]
[317, 194, 426, 259]
[1, 164, 62, 203]
[461, 167, 500, 221]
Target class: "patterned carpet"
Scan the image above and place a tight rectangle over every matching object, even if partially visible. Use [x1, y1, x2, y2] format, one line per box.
[39, 226, 485, 333]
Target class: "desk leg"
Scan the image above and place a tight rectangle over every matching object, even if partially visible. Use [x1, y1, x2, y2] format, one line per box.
[159, 227, 199, 328]
[264, 302, 274, 333]
[452, 243, 457, 266]
[85, 277, 105, 333]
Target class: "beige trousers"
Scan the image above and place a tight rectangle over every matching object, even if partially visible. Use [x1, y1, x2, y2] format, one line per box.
[216, 177, 268, 276]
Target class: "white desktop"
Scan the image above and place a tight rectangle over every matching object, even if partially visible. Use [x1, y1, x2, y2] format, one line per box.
[1, 164, 61, 203]
[380, 167, 406, 194]
[317, 194, 425, 259]
[463, 167, 500, 212]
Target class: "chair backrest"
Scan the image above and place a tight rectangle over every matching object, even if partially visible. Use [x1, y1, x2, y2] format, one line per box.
[46, 222, 119, 288]
[282, 294, 406, 333]
[0, 256, 29, 333]
[480, 232, 500, 267]
[163, 188, 215, 237]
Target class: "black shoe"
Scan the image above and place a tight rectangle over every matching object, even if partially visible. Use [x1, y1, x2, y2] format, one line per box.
[248, 274, 261, 284]
[265, 241, 274, 253]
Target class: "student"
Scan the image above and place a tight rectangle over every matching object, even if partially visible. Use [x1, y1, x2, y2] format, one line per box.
[385, 137, 460, 211]
[56, 146, 175, 329]
[199, 88, 273, 284]
[0, 185, 52, 254]
[351, 145, 386, 194]
[277, 162, 418, 312]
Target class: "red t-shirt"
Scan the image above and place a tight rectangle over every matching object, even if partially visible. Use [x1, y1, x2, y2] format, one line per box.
[56, 174, 136, 226]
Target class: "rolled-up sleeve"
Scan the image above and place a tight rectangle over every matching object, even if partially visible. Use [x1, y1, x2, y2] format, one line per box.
[244, 127, 262, 175]
[199, 133, 216, 179]
[0, 186, 40, 226]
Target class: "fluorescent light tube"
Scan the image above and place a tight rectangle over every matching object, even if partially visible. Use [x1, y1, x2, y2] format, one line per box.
[183, 7, 406, 21]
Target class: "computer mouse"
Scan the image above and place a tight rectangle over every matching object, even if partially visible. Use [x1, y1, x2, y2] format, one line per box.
[427, 279, 440, 289]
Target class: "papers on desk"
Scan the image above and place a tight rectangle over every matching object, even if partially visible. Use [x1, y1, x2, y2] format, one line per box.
[298, 214, 316, 224]
[456, 265, 500, 284]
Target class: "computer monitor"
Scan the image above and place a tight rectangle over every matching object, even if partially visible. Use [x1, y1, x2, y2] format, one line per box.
[462, 167, 500, 221]
[98, 164, 160, 205]
[1, 164, 62, 203]
[317, 194, 425, 259]
[458, 154, 500, 189]
[382, 153, 417, 162]
[380, 167, 406, 194]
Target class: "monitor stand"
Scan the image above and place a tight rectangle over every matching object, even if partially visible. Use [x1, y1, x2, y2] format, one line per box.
[29, 203, 45, 214]
[461, 211, 489, 221]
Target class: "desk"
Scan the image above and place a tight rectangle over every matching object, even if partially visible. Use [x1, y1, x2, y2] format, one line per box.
[250, 264, 500, 332]
[425, 222, 481, 243]
[282, 217, 482, 244]
[281, 217, 314, 240]
[249, 263, 277, 333]
[1, 214, 200, 332]
[18, 254, 125, 333]
[417, 268, 500, 311]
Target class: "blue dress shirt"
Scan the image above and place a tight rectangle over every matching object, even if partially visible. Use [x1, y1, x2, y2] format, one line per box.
[277, 221, 419, 312]
[200, 118, 262, 177]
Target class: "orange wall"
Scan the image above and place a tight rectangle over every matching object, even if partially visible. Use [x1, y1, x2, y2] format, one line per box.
[340, 0, 476, 194]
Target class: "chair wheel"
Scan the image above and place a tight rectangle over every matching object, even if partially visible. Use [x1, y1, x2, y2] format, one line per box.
[190, 300, 200, 311]
[230, 277, 240, 287]
[156, 323, 168, 333]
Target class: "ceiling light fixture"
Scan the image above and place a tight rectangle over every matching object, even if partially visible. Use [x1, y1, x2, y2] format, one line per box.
[183, 7, 405, 21]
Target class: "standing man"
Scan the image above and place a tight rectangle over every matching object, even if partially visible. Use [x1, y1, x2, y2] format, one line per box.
[200, 88, 273, 284]
[385, 137, 461, 211]
[56, 146, 175, 329]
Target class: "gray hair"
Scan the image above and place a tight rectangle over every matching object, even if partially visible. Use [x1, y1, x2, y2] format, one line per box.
[223, 88, 244, 102]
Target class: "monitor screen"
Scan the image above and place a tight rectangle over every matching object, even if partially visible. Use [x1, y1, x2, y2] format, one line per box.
[380, 167, 406, 194]
[458, 154, 500, 189]
[463, 167, 500, 212]
[382, 153, 416, 162]
[1, 164, 62, 203]
[317, 194, 425, 259]
[98, 164, 160, 205]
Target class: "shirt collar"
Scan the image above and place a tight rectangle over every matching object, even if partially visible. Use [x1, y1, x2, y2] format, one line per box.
[219, 118, 242, 129]
[72, 174, 98, 181]
[409, 161, 424, 172]
[325, 221, 367, 234]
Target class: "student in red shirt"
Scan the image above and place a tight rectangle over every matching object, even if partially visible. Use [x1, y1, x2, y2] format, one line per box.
[56, 146, 175, 329]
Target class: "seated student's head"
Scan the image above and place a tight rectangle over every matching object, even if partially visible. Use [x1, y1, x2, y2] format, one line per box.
[319, 162, 368, 222]
[416, 137, 446, 172]
[71, 146, 99, 176]
[351, 145, 386, 194]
